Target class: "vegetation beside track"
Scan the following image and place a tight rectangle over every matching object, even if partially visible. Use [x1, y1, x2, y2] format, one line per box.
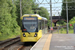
[55, 16, 75, 34]
[53, 28, 74, 34]
[0, 33, 20, 41]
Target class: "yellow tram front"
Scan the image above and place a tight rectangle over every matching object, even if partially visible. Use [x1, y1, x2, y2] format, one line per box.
[20, 14, 43, 42]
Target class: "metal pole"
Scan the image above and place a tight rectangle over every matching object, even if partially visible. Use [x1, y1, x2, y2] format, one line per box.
[58, 12, 60, 34]
[44, 20, 45, 34]
[66, 0, 69, 34]
[20, 0, 22, 17]
[74, 23, 75, 34]
[50, 0, 52, 33]
[12, 0, 14, 4]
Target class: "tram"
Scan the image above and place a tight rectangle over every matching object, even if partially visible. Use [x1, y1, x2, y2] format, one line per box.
[20, 14, 48, 42]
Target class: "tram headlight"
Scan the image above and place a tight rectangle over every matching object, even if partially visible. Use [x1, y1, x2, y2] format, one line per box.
[34, 33, 37, 37]
[23, 33, 26, 37]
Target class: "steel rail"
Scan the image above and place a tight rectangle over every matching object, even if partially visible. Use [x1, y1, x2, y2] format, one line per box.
[0, 37, 20, 50]
[0, 37, 20, 45]
[17, 45, 24, 50]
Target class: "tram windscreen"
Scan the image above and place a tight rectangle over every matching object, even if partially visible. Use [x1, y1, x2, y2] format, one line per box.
[22, 17, 38, 32]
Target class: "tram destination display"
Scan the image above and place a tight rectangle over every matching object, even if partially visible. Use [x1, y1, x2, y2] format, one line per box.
[23, 17, 37, 20]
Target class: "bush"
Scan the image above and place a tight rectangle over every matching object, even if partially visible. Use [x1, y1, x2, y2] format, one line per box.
[57, 20, 66, 26]
[69, 17, 75, 29]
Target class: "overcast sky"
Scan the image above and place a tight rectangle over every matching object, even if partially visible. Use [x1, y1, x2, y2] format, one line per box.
[35, 0, 62, 16]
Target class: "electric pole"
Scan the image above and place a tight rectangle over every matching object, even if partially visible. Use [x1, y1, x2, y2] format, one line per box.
[66, 0, 69, 34]
[20, 0, 22, 17]
[50, 0, 52, 33]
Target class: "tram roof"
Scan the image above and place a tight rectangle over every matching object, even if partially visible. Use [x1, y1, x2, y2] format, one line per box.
[42, 17, 47, 21]
[21, 14, 47, 20]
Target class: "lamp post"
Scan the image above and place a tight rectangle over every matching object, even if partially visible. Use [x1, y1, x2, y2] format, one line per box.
[66, 0, 69, 34]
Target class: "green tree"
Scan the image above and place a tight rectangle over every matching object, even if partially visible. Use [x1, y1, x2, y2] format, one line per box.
[69, 17, 75, 29]
[0, 0, 20, 35]
[15, 0, 34, 27]
[0, 0, 12, 35]
[22, 0, 33, 14]
[61, 0, 75, 20]
[7, 0, 20, 34]
[38, 7, 49, 18]
[31, 1, 39, 14]
[38, 7, 50, 26]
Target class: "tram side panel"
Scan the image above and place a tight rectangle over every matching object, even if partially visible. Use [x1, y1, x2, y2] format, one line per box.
[38, 20, 42, 40]
[41, 20, 48, 34]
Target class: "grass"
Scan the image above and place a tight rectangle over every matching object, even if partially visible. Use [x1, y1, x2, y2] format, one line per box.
[0, 33, 20, 41]
[53, 28, 74, 34]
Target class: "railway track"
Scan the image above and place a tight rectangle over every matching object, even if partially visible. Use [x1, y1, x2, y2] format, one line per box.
[17, 42, 35, 50]
[17, 45, 24, 50]
[17, 45, 30, 50]
[0, 37, 20, 50]
[18, 46, 32, 50]
[0, 38, 34, 50]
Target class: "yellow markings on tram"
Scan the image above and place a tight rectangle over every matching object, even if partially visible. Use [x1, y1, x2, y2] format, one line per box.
[43, 34, 52, 50]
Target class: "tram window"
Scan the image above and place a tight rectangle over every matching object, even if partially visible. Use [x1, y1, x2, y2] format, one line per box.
[41, 20, 44, 29]
[38, 21, 43, 30]
[40, 22, 42, 29]
[38, 21, 40, 30]
[44, 21, 47, 28]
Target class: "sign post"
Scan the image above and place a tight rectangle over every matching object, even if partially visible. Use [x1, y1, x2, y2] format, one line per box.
[51, 27, 53, 33]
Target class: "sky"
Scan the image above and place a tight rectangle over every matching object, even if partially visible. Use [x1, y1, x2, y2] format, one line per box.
[35, 0, 62, 16]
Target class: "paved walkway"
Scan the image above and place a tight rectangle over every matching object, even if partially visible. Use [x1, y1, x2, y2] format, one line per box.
[50, 34, 75, 50]
[30, 34, 75, 50]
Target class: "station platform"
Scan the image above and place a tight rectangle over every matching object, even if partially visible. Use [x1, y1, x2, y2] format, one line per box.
[30, 33, 75, 50]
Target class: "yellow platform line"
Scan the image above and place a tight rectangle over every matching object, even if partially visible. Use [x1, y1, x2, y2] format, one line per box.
[43, 34, 52, 50]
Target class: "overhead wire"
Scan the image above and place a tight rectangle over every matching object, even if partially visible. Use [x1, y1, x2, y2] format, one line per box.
[22, 0, 75, 15]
